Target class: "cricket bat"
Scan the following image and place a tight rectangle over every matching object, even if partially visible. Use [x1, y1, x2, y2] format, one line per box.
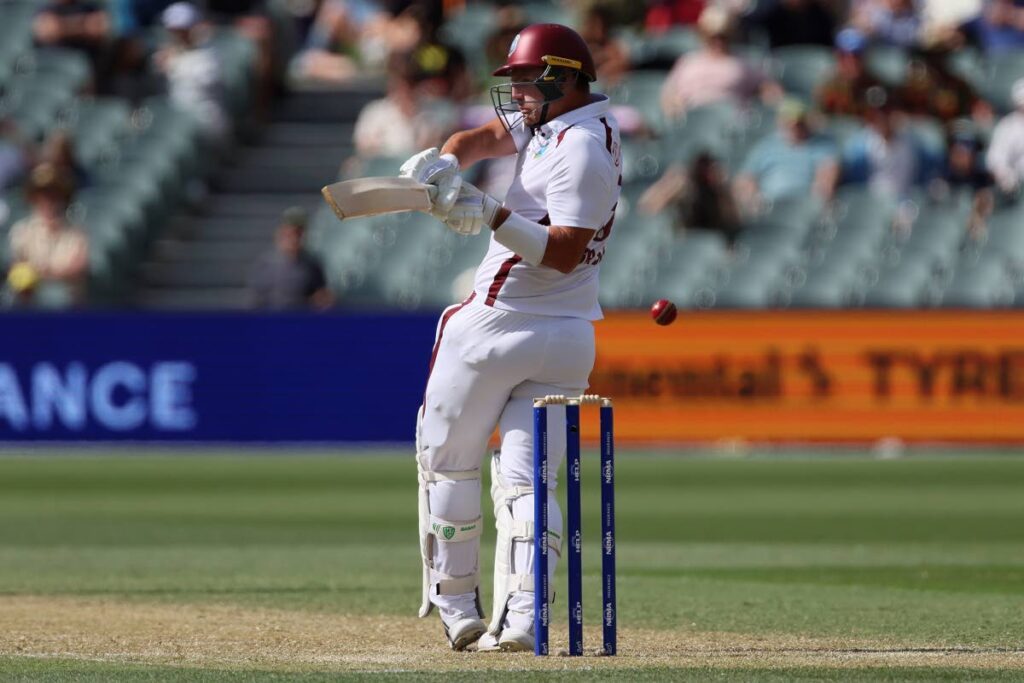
[321, 176, 436, 220]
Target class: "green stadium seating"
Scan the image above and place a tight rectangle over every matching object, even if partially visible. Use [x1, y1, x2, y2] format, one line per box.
[788, 263, 860, 307]
[863, 260, 931, 307]
[711, 259, 787, 308]
[623, 27, 701, 67]
[60, 98, 131, 168]
[665, 101, 743, 161]
[2, 82, 77, 141]
[864, 45, 908, 87]
[941, 259, 1015, 307]
[209, 30, 257, 119]
[770, 46, 836, 102]
[641, 230, 728, 309]
[619, 139, 669, 184]
[437, 3, 495, 63]
[607, 71, 671, 133]
[978, 53, 1024, 113]
[521, 2, 573, 27]
[982, 207, 1024, 260]
[29, 48, 92, 94]
[946, 46, 986, 87]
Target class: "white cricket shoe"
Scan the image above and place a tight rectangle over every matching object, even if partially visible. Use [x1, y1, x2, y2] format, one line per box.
[497, 627, 533, 652]
[475, 628, 534, 653]
[475, 631, 501, 652]
[443, 615, 487, 651]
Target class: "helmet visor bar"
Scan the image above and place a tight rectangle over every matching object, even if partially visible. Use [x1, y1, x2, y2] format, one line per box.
[489, 67, 575, 132]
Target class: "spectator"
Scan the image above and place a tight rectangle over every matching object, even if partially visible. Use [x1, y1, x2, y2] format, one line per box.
[962, 0, 1024, 55]
[733, 99, 839, 214]
[817, 28, 888, 117]
[579, 5, 631, 86]
[661, 6, 779, 120]
[916, 0, 975, 50]
[840, 94, 923, 198]
[39, 130, 91, 191]
[934, 124, 994, 237]
[32, 0, 112, 83]
[850, 0, 923, 48]
[205, 0, 280, 121]
[900, 47, 992, 123]
[986, 78, 1024, 195]
[153, 2, 231, 145]
[639, 151, 742, 245]
[749, 0, 837, 48]
[294, 0, 430, 84]
[7, 163, 89, 306]
[353, 47, 460, 158]
[248, 207, 332, 310]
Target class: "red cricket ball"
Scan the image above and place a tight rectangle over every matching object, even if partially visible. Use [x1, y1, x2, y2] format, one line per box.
[650, 298, 677, 326]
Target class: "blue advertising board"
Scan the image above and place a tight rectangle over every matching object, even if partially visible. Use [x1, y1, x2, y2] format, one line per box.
[0, 313, 440, 442]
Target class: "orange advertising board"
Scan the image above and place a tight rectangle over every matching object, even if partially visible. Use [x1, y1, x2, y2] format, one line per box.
[586, 311, 1024, 444]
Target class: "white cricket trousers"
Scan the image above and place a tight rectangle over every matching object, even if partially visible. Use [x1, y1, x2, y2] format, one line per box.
[418, 295, 595, 618]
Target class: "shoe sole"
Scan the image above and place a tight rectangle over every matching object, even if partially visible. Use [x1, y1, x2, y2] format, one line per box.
[450, 624, 487, 652]
[497, 639, 532, 653]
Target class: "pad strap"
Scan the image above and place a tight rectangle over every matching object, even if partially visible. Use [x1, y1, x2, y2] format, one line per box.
[430, 570, 479, 596]
[420, 469, 480, 484]
[429, 514, 483, 543]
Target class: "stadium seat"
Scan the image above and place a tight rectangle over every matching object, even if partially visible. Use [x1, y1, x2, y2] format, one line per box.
[711, 259, 787, 308]
[607, 71, 671, 133]
[978, 53, 1024, 113]
[521, 2, 573, 27]
[864, 45, 908, 87]
[27, 48, 92, 94]
[896, 206, 965, 264]
[982, 207, 1024, 261]
[61, 98, 132, 168]
[1, 83, 76, 141]
[625, 27, 701, 68]
[437, 4, 496, 62]
[946, 46, 986, 87]
[0, 3, 35, 82]
[209, 30, 257, 119]
[665, 101, 743, 161]
[863, 260, 931, 307]
[941, 259, 1015, 307]
[643, 229, 730, 308]
[788, 261, 861, 308]
[770, 46, 836, 102]
[619, 139, 670, 185]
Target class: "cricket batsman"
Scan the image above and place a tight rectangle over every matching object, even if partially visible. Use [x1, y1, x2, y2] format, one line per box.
[403, 23, 622, 652]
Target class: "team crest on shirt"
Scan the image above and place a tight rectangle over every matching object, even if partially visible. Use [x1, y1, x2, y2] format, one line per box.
[531, 138, 552, 159]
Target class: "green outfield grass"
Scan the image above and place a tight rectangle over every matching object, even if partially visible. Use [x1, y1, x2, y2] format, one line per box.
[0, 451, 1022, 680]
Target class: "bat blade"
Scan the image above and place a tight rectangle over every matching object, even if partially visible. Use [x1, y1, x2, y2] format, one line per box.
[321, 176, 434, 220]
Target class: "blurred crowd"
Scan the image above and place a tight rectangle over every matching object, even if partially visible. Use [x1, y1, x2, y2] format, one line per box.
[321, 0, 1024, 257]
[6, 0, 1024, 308]
[2, 0, 271, 306]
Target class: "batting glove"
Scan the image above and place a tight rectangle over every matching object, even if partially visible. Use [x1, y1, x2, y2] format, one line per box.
[439, 181, 501, 236]
[399, 147, 461, 218]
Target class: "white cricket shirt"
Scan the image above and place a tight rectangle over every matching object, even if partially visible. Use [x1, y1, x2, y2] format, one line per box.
[472, 95, 622, 320]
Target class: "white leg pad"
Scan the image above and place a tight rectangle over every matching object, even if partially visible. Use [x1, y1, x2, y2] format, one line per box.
[487, 451, 561, 635]
[417, 446, 482, 618]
